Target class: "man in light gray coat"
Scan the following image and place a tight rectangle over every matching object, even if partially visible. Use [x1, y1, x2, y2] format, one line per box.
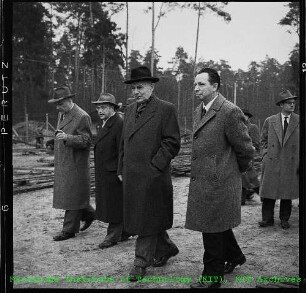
[49, 86, 95, 241]
[259, 90, 299, 229]
[185, 68, 254, 288]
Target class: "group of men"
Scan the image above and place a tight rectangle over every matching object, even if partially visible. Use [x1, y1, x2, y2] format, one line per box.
[48, 66, 299, 288]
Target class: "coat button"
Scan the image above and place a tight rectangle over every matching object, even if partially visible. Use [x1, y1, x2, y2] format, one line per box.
[194, 135, 198, 139]
[192, 156, 197, 160]
[191, 177, 196, 181]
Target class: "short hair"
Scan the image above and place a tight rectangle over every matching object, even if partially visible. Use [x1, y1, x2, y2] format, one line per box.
[197, 68, 220, 90]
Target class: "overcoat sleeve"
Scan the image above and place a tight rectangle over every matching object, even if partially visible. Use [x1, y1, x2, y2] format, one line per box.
[64, 115, 92, 149]
[224, 107, 254, 173]
[260, 118, 269, 159]
[151, 104, 181, 171]
[249, 124, 260, 151]
[117, 124, 124, 175]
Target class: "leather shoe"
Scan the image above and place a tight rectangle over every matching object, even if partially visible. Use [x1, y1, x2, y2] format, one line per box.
[280, 221, 290, 229]
[152, 246, 179, 267]
[53, 232, 75, 241]
[190, 281, 221, 289]
[224, 254, 246, 274]
[128, 266, 146, 282]
[98, 241, 117, 249]
[259, 220, 274, 227]
[80, 218, 94, 231]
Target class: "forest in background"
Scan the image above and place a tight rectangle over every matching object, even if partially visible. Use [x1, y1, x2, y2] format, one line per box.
[12, 2, 300, 132]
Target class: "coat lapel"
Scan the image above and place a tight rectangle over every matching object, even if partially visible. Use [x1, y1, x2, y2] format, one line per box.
[125, 102, 137, 139]
[194, 94, 225, 134]
[283, 113, 299, 146]
[128, 95, 157, 139]
[57, 104, 78, 130]
[271, 114, 283, 146]
[94, 113, 118, 146]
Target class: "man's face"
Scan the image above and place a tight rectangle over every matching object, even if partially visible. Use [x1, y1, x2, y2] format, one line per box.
[55, 98, 71, 113]
[96, 104, 114, 120]
[131, 81, 154, 104]
[280, 99, 296, 114]
[194, 72, 218, 104]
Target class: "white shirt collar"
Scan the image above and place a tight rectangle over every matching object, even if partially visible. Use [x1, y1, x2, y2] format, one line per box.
[102, 112, 116, 128]
[281, 113, 291, 127]
[203, 93, 219, 112]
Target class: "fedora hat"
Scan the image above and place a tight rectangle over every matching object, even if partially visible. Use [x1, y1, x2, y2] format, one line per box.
[48, 86, 75, 103]
[92, 93, 119, 109]
[124, 66, 159, 84]
[241, 108, 253, 118]
[275, 89, 298, 106]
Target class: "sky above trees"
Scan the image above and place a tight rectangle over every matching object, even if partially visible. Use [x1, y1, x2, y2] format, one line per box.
[111, 2, 298, 71]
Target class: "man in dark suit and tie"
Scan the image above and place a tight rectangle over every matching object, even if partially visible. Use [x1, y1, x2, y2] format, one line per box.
[185, 68, 254, 288]
[118, 66, 181, 281]
[259, 90, 299, 229]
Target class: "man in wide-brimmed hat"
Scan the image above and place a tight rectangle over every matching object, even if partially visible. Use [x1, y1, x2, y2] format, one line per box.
[49, 85, 95, 241]
[92, 93, 133, 249]
[259, 89, 299, 229]
[117, 66, 181, 281]
[240, 109, 260, 205]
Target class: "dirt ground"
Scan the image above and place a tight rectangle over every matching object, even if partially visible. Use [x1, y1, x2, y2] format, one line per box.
[12, 145, 299, 289]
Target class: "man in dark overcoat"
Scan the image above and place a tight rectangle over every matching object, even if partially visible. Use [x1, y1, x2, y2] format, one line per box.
[49, 86, 95, 241]
[92, 93, 131, 249]
[117, 66, 181, 281]
[241, 109, 260, 205]
[185, 68, 254, 288]
[259, 90, 299, 229]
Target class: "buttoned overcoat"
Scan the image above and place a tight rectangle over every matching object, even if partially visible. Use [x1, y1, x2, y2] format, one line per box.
[118, 95, 180, 236]
[53, 103, 92, 210]
[94, 113, 124, 223]
[259, 112, 299, 200]
[185, 94, 254, 233]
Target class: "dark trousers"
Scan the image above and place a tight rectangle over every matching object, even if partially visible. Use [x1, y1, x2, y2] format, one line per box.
[202, 229, 243, 279]
[134, 231, 177, 268]
[63, 205, 95, 233]
[262, 198, 292, 222]
[103, 222, 124, 243]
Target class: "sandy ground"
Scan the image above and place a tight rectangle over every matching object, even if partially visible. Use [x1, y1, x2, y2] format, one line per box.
[12, 147, 299, 289]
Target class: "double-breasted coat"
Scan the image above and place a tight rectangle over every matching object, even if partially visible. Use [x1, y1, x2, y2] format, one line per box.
[53, 103, 92, 210]
[117, 95, 181, 236]
[185, 94, 254, 233]
[94, 113, 124, 223]
[259, 112, 299, 200]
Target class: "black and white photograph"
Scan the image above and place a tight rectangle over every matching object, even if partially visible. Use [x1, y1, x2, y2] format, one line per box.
[1, 1, 304, 290]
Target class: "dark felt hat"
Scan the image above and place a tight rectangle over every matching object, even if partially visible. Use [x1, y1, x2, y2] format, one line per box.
[124, 66, 159, 84]
[241, 108, 253, 118]
[48, 86, 75, 103]
[275, 89, 298, 106]
[92, 92, 119, 109]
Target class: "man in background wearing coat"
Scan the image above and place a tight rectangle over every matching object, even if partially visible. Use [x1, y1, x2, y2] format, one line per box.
[92, 93, 132, 249]
[241, 109, 260, 205]
[49, 86, 95, 241]
[185, 68, 254, 288]
[118, 66, 181, 281]
[259, 90, 299, 229]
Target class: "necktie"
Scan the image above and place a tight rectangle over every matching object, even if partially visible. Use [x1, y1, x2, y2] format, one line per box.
[283, 117, 288, 136]
[201, 106, 206, 119]
[136, 101, 148, 120]
[59, 113, 65, 123]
